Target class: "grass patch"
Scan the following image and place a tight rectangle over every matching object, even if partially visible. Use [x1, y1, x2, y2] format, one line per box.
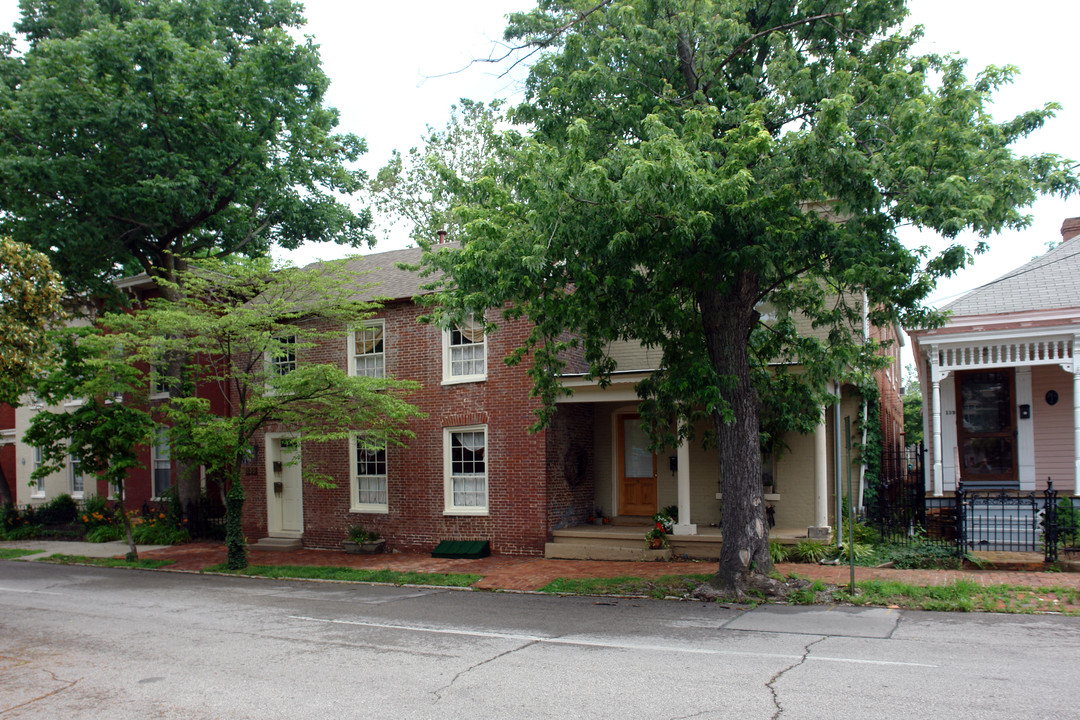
[203, 563, 481, 587]
[847, 579, 1080, 614]
[540, 574, 713, 599]
[0, 548, 41, 560]
[40, 553, 175, 569]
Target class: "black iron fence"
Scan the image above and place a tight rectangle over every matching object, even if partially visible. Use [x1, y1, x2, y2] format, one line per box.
[141, 498, 226, 541]
[865, 452, 1080, 562]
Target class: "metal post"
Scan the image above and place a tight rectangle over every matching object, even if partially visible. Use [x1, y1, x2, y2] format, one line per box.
[1045, 479, 1058, 563]
[955, 480, 965, 558]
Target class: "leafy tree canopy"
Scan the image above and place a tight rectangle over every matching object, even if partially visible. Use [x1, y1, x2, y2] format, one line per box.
[420, 0, 1077, 597]
[101, 256, 424, 568]
[0, 0, 372, 299]
[0, 236, 63, 406]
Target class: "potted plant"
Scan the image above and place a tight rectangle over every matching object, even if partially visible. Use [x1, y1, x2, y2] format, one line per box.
[652, 508, 675, 534]
[344, 524, 385, 554]
[645, 522, 668, 550]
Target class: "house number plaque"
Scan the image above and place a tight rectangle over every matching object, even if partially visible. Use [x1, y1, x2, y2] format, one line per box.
[1046, 390, 1059, 406]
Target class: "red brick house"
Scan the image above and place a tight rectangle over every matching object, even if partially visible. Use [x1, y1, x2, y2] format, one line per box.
[240, 246, 903, 557]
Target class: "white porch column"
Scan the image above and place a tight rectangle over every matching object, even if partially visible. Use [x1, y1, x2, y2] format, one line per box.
[808, 407, 830, 538]
[931, 377, 944, 497]
[1073, 360, 1080, 497]
[672, 440, 696, 535]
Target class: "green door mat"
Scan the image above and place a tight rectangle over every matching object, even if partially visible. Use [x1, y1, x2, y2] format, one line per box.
[431, 540, 491, 559]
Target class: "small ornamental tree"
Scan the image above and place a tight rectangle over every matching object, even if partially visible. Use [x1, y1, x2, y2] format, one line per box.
[0, 237, 64, 505]
[420, 0, 1077, 599]
[103, 258, 423, 570]
[25, 328, 154, 560]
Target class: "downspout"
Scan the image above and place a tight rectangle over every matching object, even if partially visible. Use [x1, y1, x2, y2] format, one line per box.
[859, 290, 869, 509]
[834, 378, 843, 548]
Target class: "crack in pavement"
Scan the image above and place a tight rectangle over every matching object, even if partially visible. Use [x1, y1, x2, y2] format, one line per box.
[431, 640, 540, 704]
[766, 636, 825, 720]
[0, 663, 82, 716]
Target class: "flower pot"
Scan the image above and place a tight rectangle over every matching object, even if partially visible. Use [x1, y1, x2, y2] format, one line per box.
[360, 539, 385, 554]
[343, 540, 363, 555]
[647, 538, 664, 549]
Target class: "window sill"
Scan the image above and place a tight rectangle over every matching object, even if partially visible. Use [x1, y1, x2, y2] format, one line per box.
[443, 508, 489, 517]
[31, 492, 46, 499]
[149, 392, 171, 401]
[349, 505, 389, 514]
[440, 375, 487, 387]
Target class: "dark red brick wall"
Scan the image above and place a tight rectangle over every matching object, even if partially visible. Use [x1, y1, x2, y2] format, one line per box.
[545, 404, 595, 531]
[241, 301, 553, 556]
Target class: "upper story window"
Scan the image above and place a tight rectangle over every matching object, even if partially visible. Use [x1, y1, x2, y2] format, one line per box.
[442, 315, 486, 384]
[270, 335, 297, 376]
[351, 321, 385, 379]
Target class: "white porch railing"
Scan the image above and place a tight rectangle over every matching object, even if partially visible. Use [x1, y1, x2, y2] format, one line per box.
[936, 338, 1073, 374]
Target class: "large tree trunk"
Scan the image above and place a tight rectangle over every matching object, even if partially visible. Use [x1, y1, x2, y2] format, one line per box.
[696, 272, 774, 600]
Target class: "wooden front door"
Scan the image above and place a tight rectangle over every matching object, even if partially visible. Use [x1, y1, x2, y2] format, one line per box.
[956, 370, 1017, 486]
[618, 414, 657, 516]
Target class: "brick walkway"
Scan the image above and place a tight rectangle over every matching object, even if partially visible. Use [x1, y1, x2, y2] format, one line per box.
[140, 542, 1080, 593]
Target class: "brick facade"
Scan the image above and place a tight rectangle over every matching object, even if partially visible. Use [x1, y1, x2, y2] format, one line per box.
[241, 300, 558, 556]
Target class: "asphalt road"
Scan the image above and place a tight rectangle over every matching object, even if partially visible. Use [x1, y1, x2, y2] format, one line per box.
[1, 560, 1078, 719]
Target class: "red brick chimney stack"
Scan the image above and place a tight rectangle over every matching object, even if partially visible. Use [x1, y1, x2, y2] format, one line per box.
[1061, 216, 1080, 243]
[437, 229, 447, 244]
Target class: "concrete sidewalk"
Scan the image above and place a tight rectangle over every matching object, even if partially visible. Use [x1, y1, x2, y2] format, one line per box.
[0, 539, 168, 559]
[6, 539, 1078, 594]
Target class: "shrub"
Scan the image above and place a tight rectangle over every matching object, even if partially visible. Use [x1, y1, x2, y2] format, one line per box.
[0, 505, 42, 540]
[39, 493, 79, 524]
[831, 542, 874, 563]
[347, 524, 380, 543]
[132, 522, 190, 545]
[769, 540, 791, 563]
[86, 524, 124, 543]
[880, 541, 964, 569]
[790, 540, 830, 563]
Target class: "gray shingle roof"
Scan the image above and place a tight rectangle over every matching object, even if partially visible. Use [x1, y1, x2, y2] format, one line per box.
[940, 236, 1080, 316]
[324, 244, 455, 303]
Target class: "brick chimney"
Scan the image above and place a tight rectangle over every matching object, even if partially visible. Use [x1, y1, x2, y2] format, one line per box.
[437, 229, 447, 244]
[1061, 217, 1080, 243]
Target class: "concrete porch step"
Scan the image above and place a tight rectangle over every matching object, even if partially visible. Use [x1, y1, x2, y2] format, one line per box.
[251, 537, 303, 552]
[544, 542, 672, 561]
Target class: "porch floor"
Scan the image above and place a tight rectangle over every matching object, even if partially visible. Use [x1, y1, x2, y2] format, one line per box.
[548, 522, 809, 561]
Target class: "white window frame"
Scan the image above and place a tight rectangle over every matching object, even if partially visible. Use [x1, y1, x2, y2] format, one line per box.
[150, 339, 171, 399]
[349, 434, 388, 513]
[151, 427, 172, 499]
[349, 320, 386, 379]
[442, 316, 486, 385]
[69, 450, 85, 499]
[268, 335, 297, 377]
[31, 446, 45, 499]
[443, 425, 488, 515]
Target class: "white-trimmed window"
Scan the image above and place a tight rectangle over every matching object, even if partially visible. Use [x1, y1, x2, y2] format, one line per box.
[69, 447, 85, 498]
[269, 335, 297, 376]
[152, 427, 172, 498]
[442, 316, 486, 384]
[150, 338, 171, 398]
[350, 435, 388, 513]
[32, 446, 45, 498]
[350, 321, 385, 379]
[444, 426, 487, 514]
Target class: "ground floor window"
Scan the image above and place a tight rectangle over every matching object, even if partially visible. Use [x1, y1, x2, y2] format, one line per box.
[153, 428, 172, 498]
[350, 435, 388, 512]
[444, 426, 487, 514]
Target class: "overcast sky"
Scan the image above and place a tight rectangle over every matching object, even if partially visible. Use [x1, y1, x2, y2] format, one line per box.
[2, 0, 1077, 325]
